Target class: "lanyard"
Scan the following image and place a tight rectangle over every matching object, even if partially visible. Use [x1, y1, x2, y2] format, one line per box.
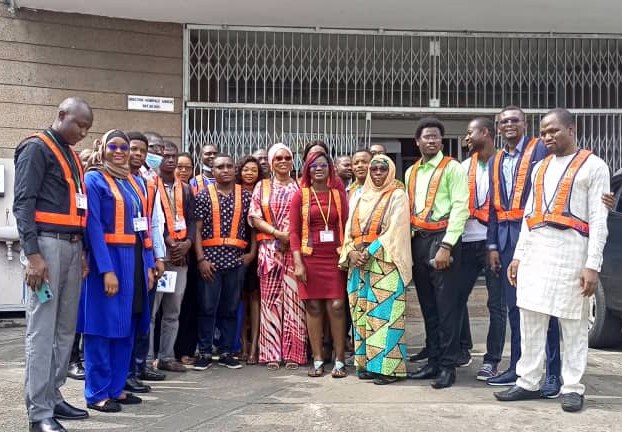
[47, 130, 83, 194]
[311, 187, 331, 230]
[116, 178, 141, 217]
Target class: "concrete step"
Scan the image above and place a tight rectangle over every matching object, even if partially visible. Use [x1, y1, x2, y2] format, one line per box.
[405, 278, 489, 319]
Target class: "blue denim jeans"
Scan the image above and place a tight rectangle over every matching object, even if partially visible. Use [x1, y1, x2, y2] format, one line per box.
[197, 265, 245, 354]
[459, 240, 506, 365]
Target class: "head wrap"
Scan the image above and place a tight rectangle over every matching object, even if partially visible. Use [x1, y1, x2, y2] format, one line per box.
[300, 151, 335, 188]
[86, 129, 130, 179]
[268, 143, 293, 169]
[339, 154, 412, 284]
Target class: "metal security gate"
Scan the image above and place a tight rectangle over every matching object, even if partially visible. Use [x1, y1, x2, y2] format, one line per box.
[183, 25, 622, 172]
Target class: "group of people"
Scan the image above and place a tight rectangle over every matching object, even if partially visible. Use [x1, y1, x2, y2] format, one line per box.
[15, 97, 611, 432]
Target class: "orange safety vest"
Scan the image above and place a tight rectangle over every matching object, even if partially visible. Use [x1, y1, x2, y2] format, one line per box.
[492, 138, 538, 222]
[351, 188, 396, 246]
[201, 184, 248, 249]
[467, 153, 490, 225]
[191, 174, 210, 196]
[33, 133, 87, 228]
[300, 187, 344, 256]
[525, 149, 591, 236]
[101, 173, 152, 248]
[256, 179, 277, 242]
[408, 156, 453, 231]
[157, 178, 187, 241]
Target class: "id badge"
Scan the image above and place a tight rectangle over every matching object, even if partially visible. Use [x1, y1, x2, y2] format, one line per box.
[75, 193, 88, 210]
[319, 230, 335, 243]
[133, 217, 148, 232]
[174, 218, 187, 232]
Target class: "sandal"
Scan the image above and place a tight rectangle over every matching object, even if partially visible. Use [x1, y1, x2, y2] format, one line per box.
[267, 362, 280, 371]
[246, 354, 258, 365]
[308, 361, 324, 377]
[285, 362, 299, 370]
[331, 361, 347, 378]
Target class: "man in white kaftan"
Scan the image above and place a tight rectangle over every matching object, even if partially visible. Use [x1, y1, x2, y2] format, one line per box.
[494, 108, 610, 412]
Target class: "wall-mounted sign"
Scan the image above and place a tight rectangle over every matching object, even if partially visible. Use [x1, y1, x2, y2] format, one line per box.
[127, 95, 174, 112]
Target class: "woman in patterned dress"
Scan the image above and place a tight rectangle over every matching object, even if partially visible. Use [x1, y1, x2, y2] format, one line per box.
[249, 143, 307, 370]
[339, 155, 412, 385]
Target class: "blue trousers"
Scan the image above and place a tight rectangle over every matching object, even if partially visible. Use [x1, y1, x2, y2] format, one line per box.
[459, 240, 506, 365]
[197, 265, 244, 354]
[499, 245, 561, 376]
[84, 319, 136, 404]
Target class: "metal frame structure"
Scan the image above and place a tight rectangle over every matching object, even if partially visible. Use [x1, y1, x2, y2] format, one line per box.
[183, 25, 622, 172]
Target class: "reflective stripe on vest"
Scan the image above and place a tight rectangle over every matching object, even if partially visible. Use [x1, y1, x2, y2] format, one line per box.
[408, 156, 452, 231]
[201, 184, 248, 249]
[525, 149, 591, 236]
[351, 188, 395, 247]
[191, 175, 207, 197]
[300, 187, 344, 256]
[468, 153, 490, 225]
[33, 133, 87, 228]
[157, 178, 187, 241]
[101, 173, 151, 247]
[492, 138, 538, 222]
[256, 179, 276, 242]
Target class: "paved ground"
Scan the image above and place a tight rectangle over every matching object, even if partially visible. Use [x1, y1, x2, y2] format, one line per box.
[2, 318, 622, 432]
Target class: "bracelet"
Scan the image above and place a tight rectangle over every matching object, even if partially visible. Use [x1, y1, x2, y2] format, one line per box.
[440, 242, 452, 251]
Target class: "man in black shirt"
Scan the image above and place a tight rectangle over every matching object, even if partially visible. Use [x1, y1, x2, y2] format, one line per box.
[14, 97, 93, 432]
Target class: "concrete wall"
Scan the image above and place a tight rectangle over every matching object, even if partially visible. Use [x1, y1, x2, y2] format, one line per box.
[0, 5, 184, 157]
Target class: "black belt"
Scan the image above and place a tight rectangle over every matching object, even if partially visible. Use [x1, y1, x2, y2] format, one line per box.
[38, 231, 82, 242]
[413, 229, 446, 239]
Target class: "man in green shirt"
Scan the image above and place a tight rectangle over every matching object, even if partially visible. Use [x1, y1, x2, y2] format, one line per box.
[405, 117, 470, 389]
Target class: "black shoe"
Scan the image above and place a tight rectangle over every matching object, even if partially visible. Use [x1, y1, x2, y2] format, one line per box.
[431, 369, 456, 389]
[487, 368, 518, 386]
[124, 376, 151, 393]
[138, 366, 166, 381]
[30, 417, 67, 432]
[494, 385, 542, 401]
[409, 347, 429, 362]
[87, 399, 122, 413]
[373, 374, 403, 385]
[193, 354, 213, 371]
[457, 351, 472, 368]
[53, 401, 89, 420]
[116, 393, 142, 405]
[407, 364, 439, 380]
[561, 392, 584, 412]
[66, 362, 85, 380]
[357, 371, 376, 380]
[219, 353, 243, 369]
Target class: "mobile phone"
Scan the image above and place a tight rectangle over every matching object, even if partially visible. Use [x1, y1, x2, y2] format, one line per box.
[35, 281, 53, 304]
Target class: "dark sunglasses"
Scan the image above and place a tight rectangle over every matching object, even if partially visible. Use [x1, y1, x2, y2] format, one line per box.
[370, 165, 389, 173]
[310, 162, 329, 170]
[499, 117, 523, 125]
[275, 155, 292, 162]
[107, 143, 129, 152]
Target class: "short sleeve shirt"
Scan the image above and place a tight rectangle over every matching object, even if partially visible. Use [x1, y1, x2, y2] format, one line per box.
[195, 186, 252, 271]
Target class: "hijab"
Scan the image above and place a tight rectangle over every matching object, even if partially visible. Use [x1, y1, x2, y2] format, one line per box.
[340, 154, 412, 284]
[86, 129, 131, 179]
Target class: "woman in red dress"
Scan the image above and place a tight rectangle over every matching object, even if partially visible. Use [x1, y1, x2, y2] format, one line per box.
[290, 151, 349, 378]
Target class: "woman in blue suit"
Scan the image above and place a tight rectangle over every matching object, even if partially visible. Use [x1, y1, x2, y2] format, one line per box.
[78, 130, 154, 412]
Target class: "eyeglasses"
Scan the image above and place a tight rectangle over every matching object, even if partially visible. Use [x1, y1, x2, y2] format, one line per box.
[370, 165, 389, 173]
[177, 165, 193, 171]
[310, 162, 329, 170]
[107, 143, 129, 151]
[499, 117, 523, 125]
[274, 155, 292, 162]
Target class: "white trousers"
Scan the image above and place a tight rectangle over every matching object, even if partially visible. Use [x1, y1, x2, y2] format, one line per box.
[516, 308, 588, 395]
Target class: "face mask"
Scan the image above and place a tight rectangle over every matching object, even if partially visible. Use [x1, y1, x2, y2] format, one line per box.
[145, 152, 163, 169]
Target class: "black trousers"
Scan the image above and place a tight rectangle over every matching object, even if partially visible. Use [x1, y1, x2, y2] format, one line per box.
[412, 232, 464, 371]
